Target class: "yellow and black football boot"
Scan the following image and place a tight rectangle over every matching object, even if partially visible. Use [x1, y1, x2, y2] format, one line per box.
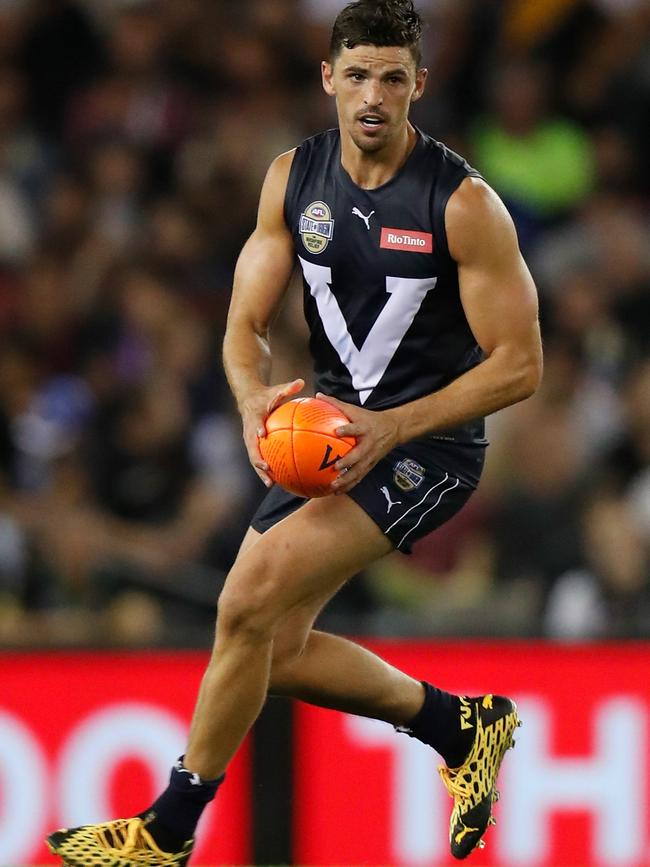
[438, 694, 521, 859]
[47, 817, 193, 866]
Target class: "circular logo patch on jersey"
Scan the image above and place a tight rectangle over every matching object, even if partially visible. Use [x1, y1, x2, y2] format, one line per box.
[299, 201, 335, 255]
[393, 458, 425, 492]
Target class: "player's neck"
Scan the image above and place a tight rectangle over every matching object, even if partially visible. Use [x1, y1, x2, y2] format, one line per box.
[340, 123, 418, 190]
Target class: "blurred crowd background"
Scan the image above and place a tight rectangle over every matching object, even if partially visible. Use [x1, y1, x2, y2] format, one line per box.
[0, 0, 648, 648]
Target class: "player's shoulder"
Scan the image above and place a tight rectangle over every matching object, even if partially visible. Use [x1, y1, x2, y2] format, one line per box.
[262, 148, 299, 207]
[256, 149, 299, 230]
[268, 147, 297, 178]
[447, 176, 511, 228]
[448, 174, 498, 212]
[446, 176, 518, 261]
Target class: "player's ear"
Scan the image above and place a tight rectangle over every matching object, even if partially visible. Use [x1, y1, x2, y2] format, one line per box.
[322, 60, 336, 96]
[411, 67, 428, 103]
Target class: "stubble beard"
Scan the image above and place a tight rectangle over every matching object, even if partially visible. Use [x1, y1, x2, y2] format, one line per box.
[351, 134, 387, 154]
[349, 120, 393, 155]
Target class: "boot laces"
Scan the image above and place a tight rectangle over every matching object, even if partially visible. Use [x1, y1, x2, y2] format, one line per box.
[95, 819, 166, 855]
[438, 764, 473, 801]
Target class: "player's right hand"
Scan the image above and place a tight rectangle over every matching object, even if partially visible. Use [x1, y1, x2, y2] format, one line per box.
[240, 378, 304, 486]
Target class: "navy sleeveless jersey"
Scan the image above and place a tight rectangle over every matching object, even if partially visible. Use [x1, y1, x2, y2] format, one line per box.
[284, 128, 486, 444]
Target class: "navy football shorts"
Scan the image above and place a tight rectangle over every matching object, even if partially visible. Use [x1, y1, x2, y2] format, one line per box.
[250, 437, 486, 553]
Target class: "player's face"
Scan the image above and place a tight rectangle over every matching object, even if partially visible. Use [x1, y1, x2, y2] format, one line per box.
[322, 44, 427, 154]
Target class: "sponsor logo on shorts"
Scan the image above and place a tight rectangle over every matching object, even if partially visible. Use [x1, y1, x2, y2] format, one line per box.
[393, 458, 425, 491]
[300, 201, 334, 254]
[380, 227, 433, 253]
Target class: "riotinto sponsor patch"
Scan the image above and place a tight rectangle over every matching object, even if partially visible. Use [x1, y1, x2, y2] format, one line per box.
[380, 227, 433, 253]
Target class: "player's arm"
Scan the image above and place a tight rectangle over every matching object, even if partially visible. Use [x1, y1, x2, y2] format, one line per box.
[223, 150, 304, 486]
[322, 177, 542, 493]
[387, 176, 543, 438]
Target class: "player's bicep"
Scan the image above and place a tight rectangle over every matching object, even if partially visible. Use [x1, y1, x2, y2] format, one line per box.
[447, 178, 542, 367]
[230, 228, 295, 335]
[228, 150, 297, 336]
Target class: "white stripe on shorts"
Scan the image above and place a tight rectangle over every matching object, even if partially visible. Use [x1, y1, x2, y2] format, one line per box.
[385, 473, 450, 534]
[395, 476, 460, 549]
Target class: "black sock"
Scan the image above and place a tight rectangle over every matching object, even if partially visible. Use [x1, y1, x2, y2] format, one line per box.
[396, 681, 474, 768]
[139, 757, 224, 852]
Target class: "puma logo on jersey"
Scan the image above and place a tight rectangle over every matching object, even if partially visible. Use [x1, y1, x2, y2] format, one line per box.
[460, 696, 474, 731]
[380, 486, 402, 513]
[380, 226, 433, 253]
[352, 207, 375, 230]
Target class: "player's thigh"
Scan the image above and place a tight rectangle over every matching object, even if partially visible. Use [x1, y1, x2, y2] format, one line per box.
[235, 525, 261, 561]
[219, 493, 393, 628]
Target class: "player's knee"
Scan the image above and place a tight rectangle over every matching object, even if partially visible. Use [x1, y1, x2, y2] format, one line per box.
[216, 568, 284, 642]
[217, 588, 271, 642]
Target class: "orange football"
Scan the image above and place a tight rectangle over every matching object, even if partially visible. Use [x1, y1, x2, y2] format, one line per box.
[258, 397, 356, 498]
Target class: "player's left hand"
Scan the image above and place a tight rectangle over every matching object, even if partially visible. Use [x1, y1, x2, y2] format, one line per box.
[315, 392, 400, 495]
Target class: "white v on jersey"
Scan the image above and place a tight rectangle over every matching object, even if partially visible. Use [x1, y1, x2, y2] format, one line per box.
[299, 256, 437, 405]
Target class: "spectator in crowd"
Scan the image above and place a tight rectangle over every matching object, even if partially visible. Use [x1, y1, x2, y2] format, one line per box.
[470, 58, 596, 250]
[544, 487, 650, 639]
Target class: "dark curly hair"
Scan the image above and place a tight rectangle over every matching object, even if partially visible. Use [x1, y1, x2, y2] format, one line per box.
[330, 0, 424, 67]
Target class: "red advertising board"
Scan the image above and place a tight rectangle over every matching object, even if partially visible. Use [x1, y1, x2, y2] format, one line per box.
[0, 652, 251, 866]
[294, 641, 650, 867]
